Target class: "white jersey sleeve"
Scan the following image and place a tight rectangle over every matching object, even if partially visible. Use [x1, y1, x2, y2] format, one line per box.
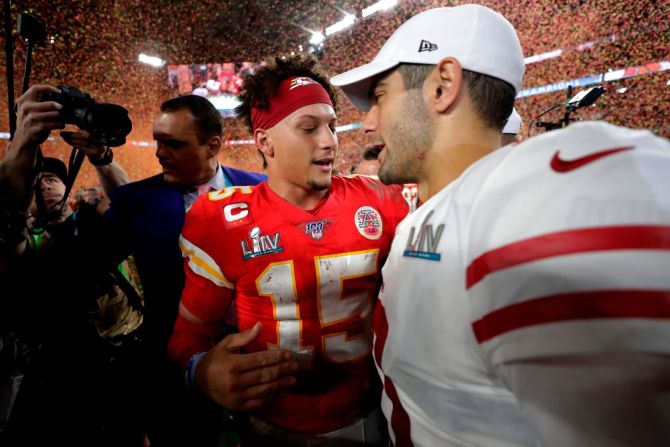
[465, 121, 670, 445]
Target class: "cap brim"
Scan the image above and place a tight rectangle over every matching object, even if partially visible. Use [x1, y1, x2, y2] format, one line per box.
[331, 60, 399, 111]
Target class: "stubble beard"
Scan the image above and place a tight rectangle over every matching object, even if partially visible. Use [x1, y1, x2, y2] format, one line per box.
[378, 90, 433, 185]
[307, 177, 331, 191]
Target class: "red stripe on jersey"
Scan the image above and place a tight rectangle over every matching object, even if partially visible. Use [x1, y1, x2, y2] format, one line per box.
[372, 301, 386, 367]
[373, 301, 414, 447]
[466, 226, 670, 289]
[472, 289, 670, 343]
[385, 377, 414, 447]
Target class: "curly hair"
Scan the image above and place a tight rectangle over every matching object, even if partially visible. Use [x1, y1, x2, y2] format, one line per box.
[235, 54, 339, 134]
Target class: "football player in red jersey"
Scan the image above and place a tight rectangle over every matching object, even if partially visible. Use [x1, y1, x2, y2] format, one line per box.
[168, 54, 408, 445]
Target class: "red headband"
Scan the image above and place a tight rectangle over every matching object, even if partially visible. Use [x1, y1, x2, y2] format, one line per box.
[251, 76, 333, 132]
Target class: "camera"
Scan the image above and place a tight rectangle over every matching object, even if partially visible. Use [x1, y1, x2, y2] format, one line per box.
[39, 85, 132, 147]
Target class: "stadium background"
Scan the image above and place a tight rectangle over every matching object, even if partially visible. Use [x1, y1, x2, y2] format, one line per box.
[0, 0, 667, 189]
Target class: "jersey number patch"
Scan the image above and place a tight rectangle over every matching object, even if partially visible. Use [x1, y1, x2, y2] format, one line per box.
[256, 249, 379, 363]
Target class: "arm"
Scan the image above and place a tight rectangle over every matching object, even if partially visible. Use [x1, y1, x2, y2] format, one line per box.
[466, 122, 670, 445]
[0, 85, 64, 210]
[168, 199, 297, 410]
[498, 353, 670, 445]
[61, 130, 129, 196]
[0, 85, 64, 257]
[170, 293, 298, 411]
[92, 161, 128, 196]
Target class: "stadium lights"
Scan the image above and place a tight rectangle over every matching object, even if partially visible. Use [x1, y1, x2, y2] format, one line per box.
[325, 13, 355, 36]
[310, 31, 325, 45]
[524, 49, 562, 65]
[362, 0, 398, 18]
[138, 53, 165, 68]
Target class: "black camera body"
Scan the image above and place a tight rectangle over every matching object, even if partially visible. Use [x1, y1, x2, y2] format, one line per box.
[40, 85, 132, 147]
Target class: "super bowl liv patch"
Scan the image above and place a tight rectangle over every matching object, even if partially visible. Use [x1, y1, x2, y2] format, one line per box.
[241, 226, 283, 260]
[403, 210, 444, 261]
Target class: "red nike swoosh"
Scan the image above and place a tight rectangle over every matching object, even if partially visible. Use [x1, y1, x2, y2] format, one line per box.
[550, 146, 634, 173]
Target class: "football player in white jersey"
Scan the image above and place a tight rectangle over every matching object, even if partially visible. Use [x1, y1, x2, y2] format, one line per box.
[332, 4, 670, 446]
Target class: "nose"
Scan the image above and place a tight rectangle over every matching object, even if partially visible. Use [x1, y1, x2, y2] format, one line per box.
[156, 142, 168, 159]
[362, 106, 379, 135]
[39, 176, 51, 191]
[319, 125, 338, 150]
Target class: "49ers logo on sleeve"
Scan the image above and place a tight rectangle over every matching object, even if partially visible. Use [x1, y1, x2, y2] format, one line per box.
[222, 202, 252, 229]
[355, 206, 383, 240]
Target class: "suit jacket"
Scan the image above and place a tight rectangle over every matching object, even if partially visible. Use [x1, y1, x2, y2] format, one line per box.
[104, 166, 267, 351]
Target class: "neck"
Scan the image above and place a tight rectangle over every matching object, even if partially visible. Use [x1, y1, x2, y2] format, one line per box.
[420, 118, 501, 201]
[267, 176, 329, 210]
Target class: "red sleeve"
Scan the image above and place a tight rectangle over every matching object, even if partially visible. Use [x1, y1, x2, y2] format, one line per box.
[168, 195, 235, 369]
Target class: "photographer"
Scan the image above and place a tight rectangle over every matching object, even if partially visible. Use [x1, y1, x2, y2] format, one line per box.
[0, 85, 141, 446]
[2, 84, 267, 446]
[0, 85, 129, 223]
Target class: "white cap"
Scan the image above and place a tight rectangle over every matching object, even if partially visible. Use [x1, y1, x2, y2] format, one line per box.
[331, 5, 525, 111]
[502, 107, 522, 134]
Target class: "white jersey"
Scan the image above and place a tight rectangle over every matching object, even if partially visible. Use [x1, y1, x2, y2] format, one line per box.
[375, 121, 670, 447]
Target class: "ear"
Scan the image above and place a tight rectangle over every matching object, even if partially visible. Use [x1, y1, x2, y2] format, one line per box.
[427, 57, 463, 114]
[206, 136, 222, 158]
[254, 128, 274, 159]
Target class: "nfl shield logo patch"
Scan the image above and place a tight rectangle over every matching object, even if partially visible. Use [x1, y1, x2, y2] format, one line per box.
[305, 219, 328, 240]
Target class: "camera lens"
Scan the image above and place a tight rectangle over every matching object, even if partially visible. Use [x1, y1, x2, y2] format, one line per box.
[83, 104, 132, 147]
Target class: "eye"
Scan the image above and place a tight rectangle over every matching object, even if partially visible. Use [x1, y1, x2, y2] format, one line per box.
[161, 140, 183, 149]
[372, 92, 384, 105]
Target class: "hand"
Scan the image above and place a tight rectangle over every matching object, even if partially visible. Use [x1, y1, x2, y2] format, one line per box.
[61, 130, 106, 160]
[12, 85, 64, 149]
[195, 322, 298, 410]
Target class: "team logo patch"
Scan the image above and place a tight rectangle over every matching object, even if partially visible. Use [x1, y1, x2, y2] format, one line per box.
[289, 76, 318, 90]
[223, 202, 252, 228]
[355, 206, 382, 240]
[304, 219, 329, 240]
[403, 210, 444, 261]
[241, 226, 283, 260]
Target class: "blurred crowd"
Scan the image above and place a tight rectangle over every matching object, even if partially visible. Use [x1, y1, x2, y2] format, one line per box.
[0, 2, 668, 446]
[0, 0, 668, 186]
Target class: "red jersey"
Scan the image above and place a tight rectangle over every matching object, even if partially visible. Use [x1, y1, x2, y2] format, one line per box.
[178, 175, 408, 434]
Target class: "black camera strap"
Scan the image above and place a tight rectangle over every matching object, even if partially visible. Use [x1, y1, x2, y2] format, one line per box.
[62, 147, 86, 208]
[31, 149, 49, 233]
[30, 147, 86, 235]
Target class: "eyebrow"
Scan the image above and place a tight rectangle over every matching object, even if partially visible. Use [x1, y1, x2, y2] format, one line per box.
[294, 114, 337, 122]
[153, 132, 182, 142]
